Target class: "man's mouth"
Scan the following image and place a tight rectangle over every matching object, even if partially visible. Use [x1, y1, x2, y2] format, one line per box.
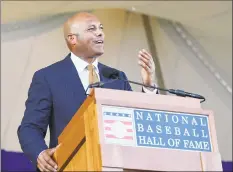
[93, 40, 104, 44]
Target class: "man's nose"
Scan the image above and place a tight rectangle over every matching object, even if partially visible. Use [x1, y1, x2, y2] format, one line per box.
[95, 29, 103, 37]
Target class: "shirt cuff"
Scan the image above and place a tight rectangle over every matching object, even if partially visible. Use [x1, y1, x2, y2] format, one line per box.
[142, 83, 159, 94]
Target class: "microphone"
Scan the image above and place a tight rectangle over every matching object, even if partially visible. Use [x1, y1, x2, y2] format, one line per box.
[101, 68, 206, 103]
[89, 82, 105, 88]
[85, 82, 104, 95]
[85, 78, 118, 95]
[101, 68, 120, 79]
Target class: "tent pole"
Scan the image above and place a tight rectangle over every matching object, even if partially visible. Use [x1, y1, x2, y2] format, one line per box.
[142, 14, 166, 94]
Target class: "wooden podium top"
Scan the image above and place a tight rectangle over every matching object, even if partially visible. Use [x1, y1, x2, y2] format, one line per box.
[93, 88, 201, 109]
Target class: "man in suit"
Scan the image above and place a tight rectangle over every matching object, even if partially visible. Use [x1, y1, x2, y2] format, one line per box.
[17, 12, 157, 172]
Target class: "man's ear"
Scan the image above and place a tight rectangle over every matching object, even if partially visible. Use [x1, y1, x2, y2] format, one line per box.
[67, 34, 77, 45]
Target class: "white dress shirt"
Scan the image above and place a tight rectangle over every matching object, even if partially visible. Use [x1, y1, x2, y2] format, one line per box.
[70, 52, 100, 93]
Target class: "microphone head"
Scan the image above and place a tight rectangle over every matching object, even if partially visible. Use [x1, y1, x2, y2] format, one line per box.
[89, 82, 104, 88]
[101, 68, 120, 79]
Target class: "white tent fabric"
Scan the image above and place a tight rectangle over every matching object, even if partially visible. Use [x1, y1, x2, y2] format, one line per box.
[1, 1, 232, 166]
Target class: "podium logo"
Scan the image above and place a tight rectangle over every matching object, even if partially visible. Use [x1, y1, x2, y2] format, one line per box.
[102, 109, 135, 146]
[102, 106, 212, 152]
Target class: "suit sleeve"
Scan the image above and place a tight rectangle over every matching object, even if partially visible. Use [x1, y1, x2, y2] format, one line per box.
[17, 71, 52, 166]
[121, 72, 133, 91]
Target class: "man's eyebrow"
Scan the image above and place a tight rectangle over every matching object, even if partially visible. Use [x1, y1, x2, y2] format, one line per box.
[87, 24, 103, 28]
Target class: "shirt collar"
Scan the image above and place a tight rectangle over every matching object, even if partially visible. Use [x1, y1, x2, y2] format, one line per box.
[70, 52, 99, 74]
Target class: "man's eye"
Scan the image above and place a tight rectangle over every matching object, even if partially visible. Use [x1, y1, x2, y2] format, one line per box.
[88, 27, 95, 31]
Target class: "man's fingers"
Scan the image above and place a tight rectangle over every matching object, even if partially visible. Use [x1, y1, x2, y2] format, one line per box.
[140, 49, 152, 58]
[48, 147, 56, 156]
[138, 55, 152, 70]
[39, 155, 55, 171]
[38, 156, 47, 171]
[48, 148, 58, 169]
[37, 163, 45, 172]
[38, 161, 49, 172]
[43, 152, 57, 170]
[37, 147, 59, 171]
[138, 55, 151, 68]
[138, 50, 154, 68]
[139, 49, 152, 59]
[139, 50, 150, 61]
[141, 49, 152, 58]
[138, 61, 152, 73]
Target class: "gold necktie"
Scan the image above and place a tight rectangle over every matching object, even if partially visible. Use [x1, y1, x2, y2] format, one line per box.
[87, 64, 99, 85]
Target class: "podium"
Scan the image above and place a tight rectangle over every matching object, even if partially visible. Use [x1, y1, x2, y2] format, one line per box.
[53, 88, 222, 171]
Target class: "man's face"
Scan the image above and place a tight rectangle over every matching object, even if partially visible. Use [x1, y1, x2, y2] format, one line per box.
[72, 16, 105, 58]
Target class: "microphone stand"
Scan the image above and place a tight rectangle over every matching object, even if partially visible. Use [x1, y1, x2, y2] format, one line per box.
[85, 77, 206, 103]
[125, 79, 205, 103]
[111, 76, 205, 103]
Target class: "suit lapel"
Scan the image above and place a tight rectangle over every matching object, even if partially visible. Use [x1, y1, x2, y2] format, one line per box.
[62, 54, 87, 103]
[98, 63, 111, 87]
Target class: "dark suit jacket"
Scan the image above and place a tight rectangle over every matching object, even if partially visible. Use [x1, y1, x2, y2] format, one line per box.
[17, 53, 132, 167]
